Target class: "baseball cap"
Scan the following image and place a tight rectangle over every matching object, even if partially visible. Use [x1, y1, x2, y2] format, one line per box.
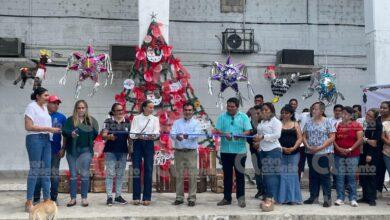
[48, 95, 62, 103]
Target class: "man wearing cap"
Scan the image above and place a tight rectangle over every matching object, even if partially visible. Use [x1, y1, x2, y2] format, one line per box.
[34, 95, 67, 204]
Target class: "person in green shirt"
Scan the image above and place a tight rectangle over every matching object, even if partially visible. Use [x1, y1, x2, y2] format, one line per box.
[62, 100, 98, 208]
[215, 97, 252, 208]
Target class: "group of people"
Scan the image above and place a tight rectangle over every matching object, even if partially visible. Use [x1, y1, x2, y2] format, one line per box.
[23, 87, 198, 211]
[23, 87, 390, 213]
[222, 94, 390, 211]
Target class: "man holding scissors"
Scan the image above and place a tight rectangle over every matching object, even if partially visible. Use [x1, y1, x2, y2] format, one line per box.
[171, 102, 202, 207]
[215, 97, 252, 208]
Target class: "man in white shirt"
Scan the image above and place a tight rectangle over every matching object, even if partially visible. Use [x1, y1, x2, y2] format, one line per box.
[332, 104, 344, 128]
[331, 104, 343, 189]
[171, 102, 202, 207]
[353, 105, 364, 125]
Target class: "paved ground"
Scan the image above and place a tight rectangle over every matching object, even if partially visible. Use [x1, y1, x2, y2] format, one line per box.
[1, 181, 390, 220]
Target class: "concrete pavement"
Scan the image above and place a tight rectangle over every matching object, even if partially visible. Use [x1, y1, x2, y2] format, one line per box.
[1, 184, 390, 220]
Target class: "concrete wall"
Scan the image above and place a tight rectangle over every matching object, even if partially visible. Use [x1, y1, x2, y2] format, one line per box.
[0, 0, 369, 170]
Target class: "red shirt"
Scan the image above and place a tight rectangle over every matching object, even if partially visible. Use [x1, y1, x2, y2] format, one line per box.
[335, 121, 362, 157]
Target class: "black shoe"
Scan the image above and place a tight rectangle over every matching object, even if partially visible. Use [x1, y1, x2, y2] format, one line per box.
[33, 198, 40, 205]
[238, 199, 246, 208]
[323, 200, 331, 208]
[172, 200, 184, 205]
[107, 197, 113, 206]
[303, 197, 318, 204]
[368, 200, 376, 206]
[254, 191, 263, 199]
[188, 201, 195, 207]
[217, 199, 231, 206]
[66, 200, 77, 207]
[114, 196, 128, 205]
[357, 198, 367, 203]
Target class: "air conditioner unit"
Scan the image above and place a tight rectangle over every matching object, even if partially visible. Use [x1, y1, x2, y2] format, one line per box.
[276, 49, 314, 65]
[222, 29, 254, 54]
[109, 45, 136, 62]
[0, 38, 24, 57]
[275, 49, 318, 80]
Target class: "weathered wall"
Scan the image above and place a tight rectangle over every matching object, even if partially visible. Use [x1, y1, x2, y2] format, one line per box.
[0, 0, 369, 170]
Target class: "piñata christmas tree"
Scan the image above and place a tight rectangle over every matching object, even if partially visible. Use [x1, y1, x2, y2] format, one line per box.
[114, 18, 217, 190]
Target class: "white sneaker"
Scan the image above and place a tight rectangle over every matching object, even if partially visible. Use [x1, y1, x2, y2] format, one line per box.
[334, 199, 344, 206]
[351, 200, 359, 207]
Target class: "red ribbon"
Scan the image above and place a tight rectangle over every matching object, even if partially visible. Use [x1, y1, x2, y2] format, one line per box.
[169, 57, 190, 79]
[115, 92, 126, 105]
[135, 47, 147, 70]
[114, 91, 127, 112]
[145, 82, 158, 92]
[161, 45, 173, 58]
[132, 87, 145, 104]
[144, 69, 154, 82]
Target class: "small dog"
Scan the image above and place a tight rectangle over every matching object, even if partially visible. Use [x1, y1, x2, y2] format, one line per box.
[29, 200, 58, 220]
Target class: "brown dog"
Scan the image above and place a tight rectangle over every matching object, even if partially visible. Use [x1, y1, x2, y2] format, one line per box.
[29, 200, 58, 220]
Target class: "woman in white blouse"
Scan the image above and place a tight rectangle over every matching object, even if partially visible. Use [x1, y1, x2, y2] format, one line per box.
[130, 100, 160, 206]
[24, 87, 61, 212]
[254, 102, 282, 212]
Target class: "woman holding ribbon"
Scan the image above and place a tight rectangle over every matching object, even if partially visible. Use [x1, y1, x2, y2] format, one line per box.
[130, 100, 160, 206]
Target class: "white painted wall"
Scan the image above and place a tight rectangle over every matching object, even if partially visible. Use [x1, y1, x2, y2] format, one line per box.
[0, 0, 369, 170]
[364, 0, 390, 84]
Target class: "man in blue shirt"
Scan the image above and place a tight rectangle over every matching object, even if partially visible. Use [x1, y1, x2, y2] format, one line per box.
[171, 102, 202, 207]
[215, 97, 252, 208]
[34, 95, 66, 204]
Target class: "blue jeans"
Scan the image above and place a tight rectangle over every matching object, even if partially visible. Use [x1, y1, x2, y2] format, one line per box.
[252, 151, 263, 191]
[383, 154, 390, 178]
[26, 134, 51, 200]
[34, 153, 61, 201]
[132, 140, 154, 201]
[307, 154, 332, 201]
[260, 148, 282, 200]
[334, 155, 359, 201]
[105, 152, 127, 198]
[66, 152, 92, 199]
